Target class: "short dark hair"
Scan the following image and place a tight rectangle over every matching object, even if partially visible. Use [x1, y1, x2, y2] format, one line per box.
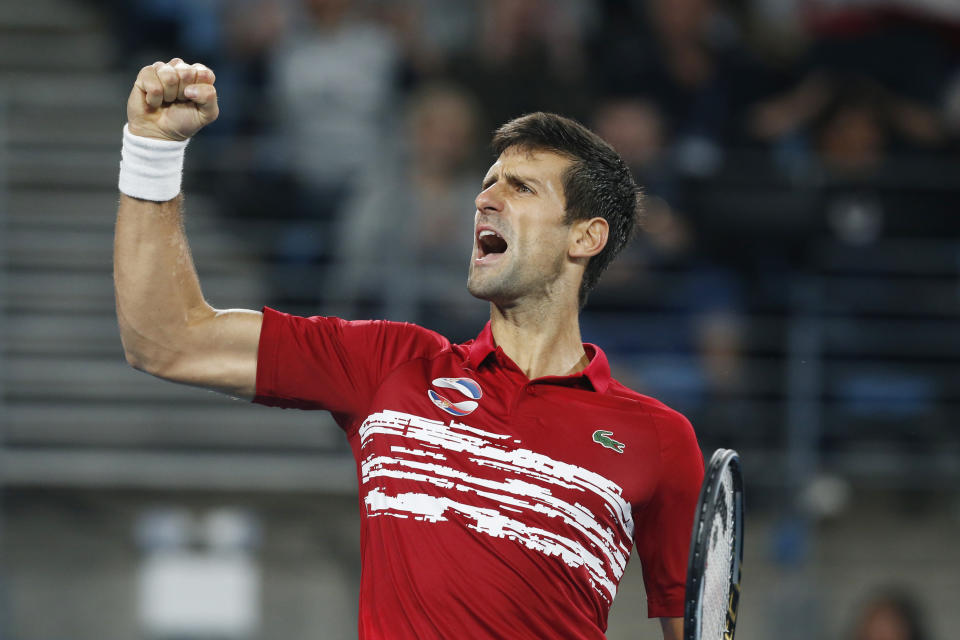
[491, 112, 641, 308]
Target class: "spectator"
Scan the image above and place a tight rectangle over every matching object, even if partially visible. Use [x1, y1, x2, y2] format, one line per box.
[270, 0, 400, 190]
[374, 0, 480, 83]
[266, 0, 402, 308]
[588, 0, 765, 174]
[593, 98, 678, 202]
[849, 587, 930, 640]
[749, 73, 945, 162]
[455, 0, 594, 132]
[747, 5, 951, 155]
[325, 83, 487, 337]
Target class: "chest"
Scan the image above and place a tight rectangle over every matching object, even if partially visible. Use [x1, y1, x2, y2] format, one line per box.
[355, 356, 663, 512]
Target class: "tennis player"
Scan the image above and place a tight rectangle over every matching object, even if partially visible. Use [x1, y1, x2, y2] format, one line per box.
[115, 59, 704, 640]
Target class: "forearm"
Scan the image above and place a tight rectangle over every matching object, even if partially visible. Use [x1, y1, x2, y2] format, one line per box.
[114, 193, 214, 375]
[660, 617, 683, 640]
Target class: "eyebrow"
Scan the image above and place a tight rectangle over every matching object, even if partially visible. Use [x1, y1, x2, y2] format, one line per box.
[481, 172, 544, 191]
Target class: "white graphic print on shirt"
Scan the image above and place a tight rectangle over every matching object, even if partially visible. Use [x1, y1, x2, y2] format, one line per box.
[358, 409, 634, 602]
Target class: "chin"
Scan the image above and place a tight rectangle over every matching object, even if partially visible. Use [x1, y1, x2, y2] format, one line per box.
[468, 278, 519, 309]
[466, 278, 492, 302]
[467, 275, 501, 303]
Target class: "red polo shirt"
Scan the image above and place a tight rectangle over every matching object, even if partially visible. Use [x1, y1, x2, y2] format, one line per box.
[254, 308, 703, 639]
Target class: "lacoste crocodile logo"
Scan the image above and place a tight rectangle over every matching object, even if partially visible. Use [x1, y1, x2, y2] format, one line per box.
[592, 430, 625, 453]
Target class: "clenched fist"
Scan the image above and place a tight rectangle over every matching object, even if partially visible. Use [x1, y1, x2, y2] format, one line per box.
[127, 58, 219, 142]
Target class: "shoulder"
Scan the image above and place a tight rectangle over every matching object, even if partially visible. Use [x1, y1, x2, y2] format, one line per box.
[606, 379, 698, 450]
[607, 381, 704, 500]
[262, 307, 453, 358]
[384, 320, 455, 360]
[605, 379, 691, 427]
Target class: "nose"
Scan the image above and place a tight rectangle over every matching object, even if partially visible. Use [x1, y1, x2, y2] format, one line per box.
[475, 182, 503, 215]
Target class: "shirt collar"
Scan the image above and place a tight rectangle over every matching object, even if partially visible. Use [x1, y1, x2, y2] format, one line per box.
[466, 322, 612, 393]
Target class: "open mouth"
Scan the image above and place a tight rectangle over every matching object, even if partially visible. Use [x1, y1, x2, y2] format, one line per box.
[476, 228, 508, 260]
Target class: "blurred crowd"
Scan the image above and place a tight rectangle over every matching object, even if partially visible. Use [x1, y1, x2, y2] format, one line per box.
[100, 0, 960, 445]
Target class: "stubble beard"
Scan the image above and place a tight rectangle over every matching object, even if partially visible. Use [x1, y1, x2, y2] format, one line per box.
[466, 250, 567, 308]
[466, 260, 514, 305]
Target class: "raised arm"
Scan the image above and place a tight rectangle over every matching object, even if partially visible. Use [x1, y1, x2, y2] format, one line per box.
[114, 58, 262, 399]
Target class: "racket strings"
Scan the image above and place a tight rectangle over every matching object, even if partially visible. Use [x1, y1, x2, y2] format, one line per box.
[699, 468, 735, 639]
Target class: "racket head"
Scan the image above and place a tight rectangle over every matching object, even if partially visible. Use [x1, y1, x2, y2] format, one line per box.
[683, 448, 744, 640]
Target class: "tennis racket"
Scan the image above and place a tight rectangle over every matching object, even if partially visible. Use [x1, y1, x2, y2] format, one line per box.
[683, 448, 744, 640]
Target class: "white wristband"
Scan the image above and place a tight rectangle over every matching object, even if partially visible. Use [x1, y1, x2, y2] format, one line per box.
[118, 124, 190, 201]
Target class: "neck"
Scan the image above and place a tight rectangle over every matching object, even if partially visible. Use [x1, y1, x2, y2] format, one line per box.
[488, 297, 588, 380]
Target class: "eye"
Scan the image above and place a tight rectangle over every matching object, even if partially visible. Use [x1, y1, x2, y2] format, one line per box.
[516, 183, 532, 194]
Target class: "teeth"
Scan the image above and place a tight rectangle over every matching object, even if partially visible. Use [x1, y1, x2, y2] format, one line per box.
[479, 230, 497, 238]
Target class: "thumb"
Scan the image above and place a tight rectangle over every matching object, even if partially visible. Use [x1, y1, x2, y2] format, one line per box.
[184, 83, 220, 123]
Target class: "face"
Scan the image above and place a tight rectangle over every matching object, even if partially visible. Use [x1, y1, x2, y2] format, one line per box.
[856, 606, 911, 640]
[411, 90, 476, 172]
[467, 147, 574, 306]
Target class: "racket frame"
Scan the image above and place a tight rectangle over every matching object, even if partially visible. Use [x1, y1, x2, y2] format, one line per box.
[683, 448, 744, 640]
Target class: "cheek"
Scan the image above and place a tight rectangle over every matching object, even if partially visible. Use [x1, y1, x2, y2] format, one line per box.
[519, 227, 568, 265]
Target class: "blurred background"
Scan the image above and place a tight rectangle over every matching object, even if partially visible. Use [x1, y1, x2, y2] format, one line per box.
[1, 0, 959, 638]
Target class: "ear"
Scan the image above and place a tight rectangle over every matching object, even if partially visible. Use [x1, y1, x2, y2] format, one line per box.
[569, 217, 609, 259]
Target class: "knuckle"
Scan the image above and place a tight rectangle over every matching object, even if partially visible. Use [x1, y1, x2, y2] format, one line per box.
[193, 64, 214, 83]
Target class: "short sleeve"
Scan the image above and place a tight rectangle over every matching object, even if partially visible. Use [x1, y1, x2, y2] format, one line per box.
[253, 307, 448, 426]
[633, 410, 704, 618]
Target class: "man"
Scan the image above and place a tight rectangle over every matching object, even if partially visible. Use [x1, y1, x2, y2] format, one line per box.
[115, 59, 704, 640]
